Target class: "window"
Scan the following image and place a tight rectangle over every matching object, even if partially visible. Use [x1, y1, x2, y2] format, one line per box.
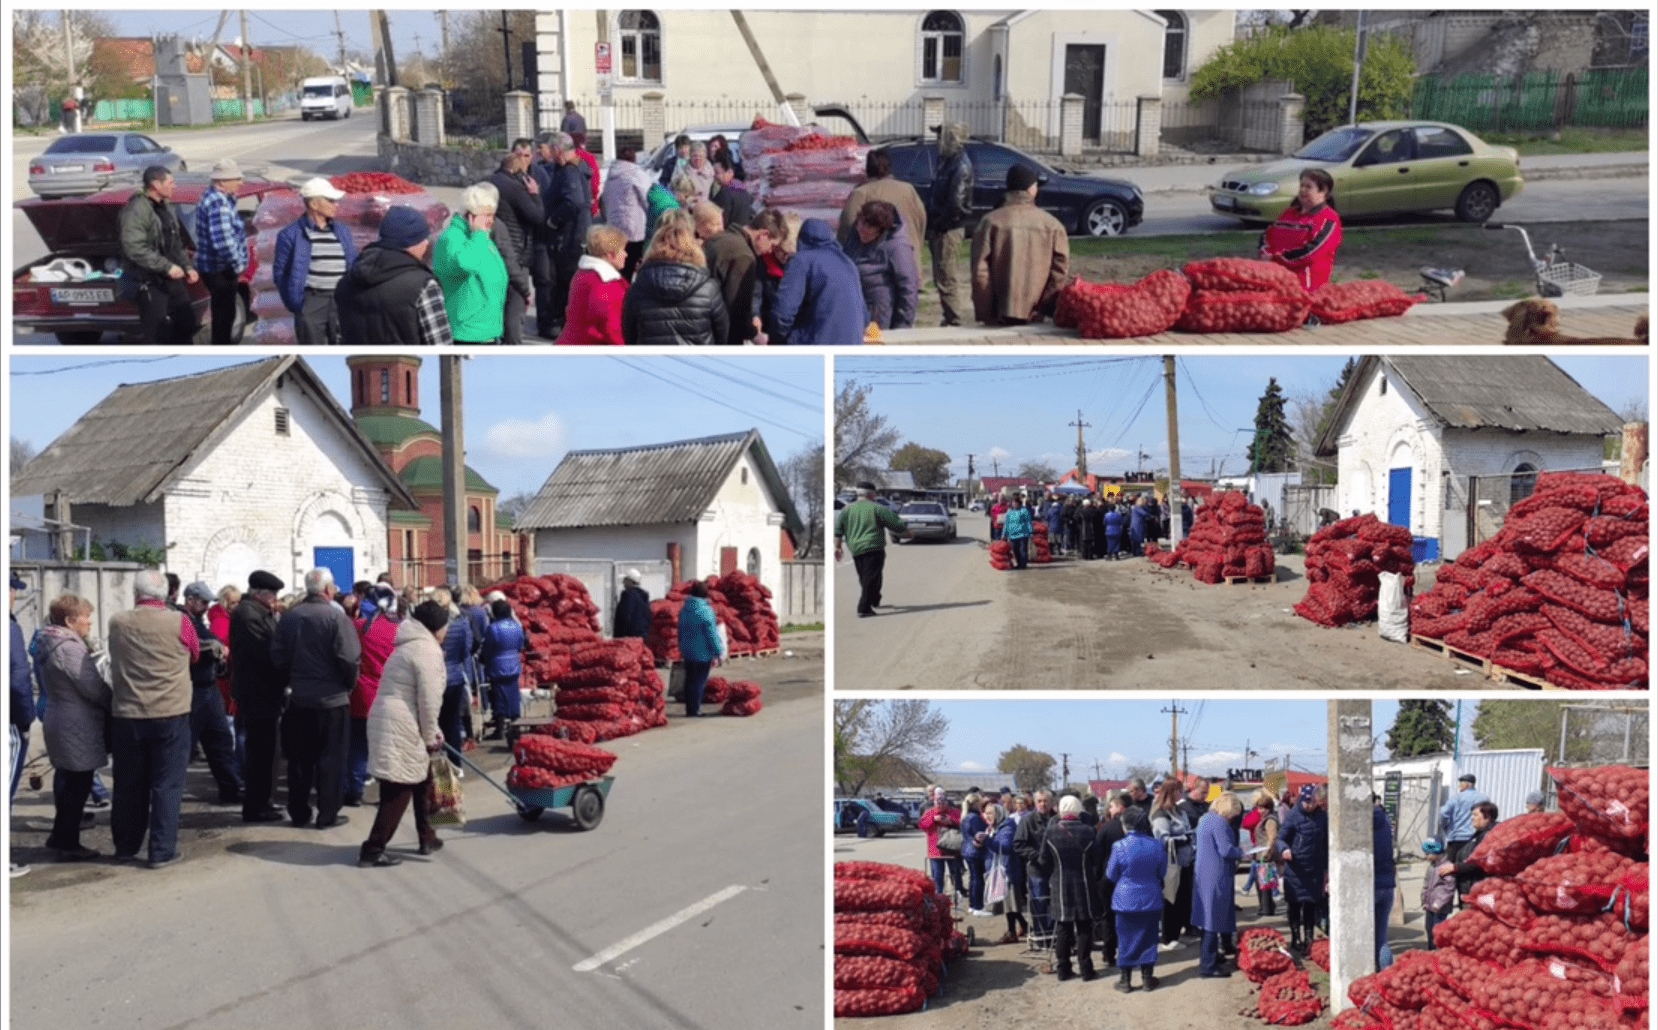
[125, 136, 148, 154]
[1379, 375, 1387, 395]
[403, 530, 415, 558]
[618, 11, 662, 83]
[967, 143, 1029, 185]
[405, 370, 413, 403]
[1360, 128, 1415, 166]
[1509, 463, 1538, 508]
[920, 11, 964, 84]
[1413, 126, 1472, 160]
[354, 369, 364, 404]
[741, 467, 749, 485]
[274, 408, 290, 435]
[746, 547, 761, 578]
[380, 369, 390, 404]
[1157, 11, 1187, 80]
[468, 506, 482, 533]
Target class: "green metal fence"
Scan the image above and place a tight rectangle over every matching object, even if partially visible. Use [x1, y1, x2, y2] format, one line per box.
[91, 98, 155, 122]
[1410, 67, 1648, 132]
[212, 98, 268, 121]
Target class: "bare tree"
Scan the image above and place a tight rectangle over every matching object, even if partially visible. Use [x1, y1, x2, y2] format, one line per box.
[10, 437, 38, 476]
[834, 699, 949, 797]
[780, 444, 825, 560]
[834, 379, 902, 488]
[495, 491, 537, 526]
[12, 10, 117, 124]
[1015, 459, 1058, 484]
[1616, 396, 1648, 423]
[1124, 761, 1163, 785]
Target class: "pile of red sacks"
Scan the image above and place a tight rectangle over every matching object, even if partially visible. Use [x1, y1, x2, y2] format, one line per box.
[1032, 522, 1053, 563]
[1234, 929, 1325, 1024]
[705, 677, 764, 717]
[644, 573, 781, 663]
[484, 575, 604, 687]
[989, 539, 1014, 571]
[505, 734, 617, 791]
[740, 121, 869, 224]
[1408, 472, 1649, 689]
[835, 862, 968, 1018]
[532, 637, 667, 744]
[1339, 765, 1648, 1030]
[1144, 491, 1276, 584]
[1295, 514, 1418, 628]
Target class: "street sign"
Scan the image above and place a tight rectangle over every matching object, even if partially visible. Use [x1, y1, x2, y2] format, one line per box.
[1383, 771, 1402, 827]
[1228, 767, 1264, 784]
[595, 42, 612, 74]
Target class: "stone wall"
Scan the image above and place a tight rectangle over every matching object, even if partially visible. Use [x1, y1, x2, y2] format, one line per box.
[378, 137, 504, 188]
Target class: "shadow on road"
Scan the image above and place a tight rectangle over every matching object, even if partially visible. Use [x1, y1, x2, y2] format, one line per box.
[925, 954, 1041, 1004]
[224, 839, 361, 867]
[876, 600, 993, 615]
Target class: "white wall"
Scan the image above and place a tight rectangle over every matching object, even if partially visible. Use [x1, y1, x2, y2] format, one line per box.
[58, 501, 166, 557]
[535, 522, 698, 568]
[694, 450, 787, 600]
[1005, 9, 1163, 106]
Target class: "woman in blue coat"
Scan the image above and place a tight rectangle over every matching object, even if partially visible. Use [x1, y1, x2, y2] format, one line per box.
[1103, 504, 1125, 560]
[676, 582, 725, 717]
[773, 218, 868, 345]
[1106, 806, 1168, 993]
[986, 804, 1027, 944]
[1128, 499, 1151, 557]
[480, 599, 526, 738]
[1274, 785, 1330, 954]
[1002, 496, 1034, 570]
[960, 792, 990, 915]
[1192, 793, 1245, 977]
[438, 588, 476, 747]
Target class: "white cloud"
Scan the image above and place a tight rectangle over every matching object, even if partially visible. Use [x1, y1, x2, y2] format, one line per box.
[482, 412, 566, 459]
[1192, 751, 1244, 773]
[986, 446, 1012, 461]
[1108, 752, 1129, 766]
[1085, 447, 1133, 464]
[959, 760, 985, 771]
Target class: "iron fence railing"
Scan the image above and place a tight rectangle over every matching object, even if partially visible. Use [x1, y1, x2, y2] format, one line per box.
[392, 555, 521, 590]
[1409, 67, 1649, 132]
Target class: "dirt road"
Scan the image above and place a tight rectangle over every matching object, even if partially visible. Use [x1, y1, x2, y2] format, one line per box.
[836, 513, 1495, 691]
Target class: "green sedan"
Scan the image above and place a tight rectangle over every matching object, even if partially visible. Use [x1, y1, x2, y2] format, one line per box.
[1210, 120, 1523, 224]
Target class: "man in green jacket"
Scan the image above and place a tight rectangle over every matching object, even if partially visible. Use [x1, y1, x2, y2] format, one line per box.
[834, 482, 912, 618]
[119, 165, 199, 344]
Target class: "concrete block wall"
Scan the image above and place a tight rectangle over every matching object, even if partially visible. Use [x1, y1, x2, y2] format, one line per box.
[1135, 95, 1161, 158]
[504, 91, 535, 145]
[1060, 94, 1083, 158]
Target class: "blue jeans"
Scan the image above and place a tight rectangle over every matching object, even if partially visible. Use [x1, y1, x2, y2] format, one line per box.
[8, 724, 26, 802]
[439, 681, 469, 752]
[190, 684, 242, 799]
[966, 850, 986, 910]
[1009, 536, 1029, 569]
[1376, 886, 1395, 968]
[110, 714, 191, 863]
[347, 717, 369, 801]
[1028, 871, 1054, 936]
[930, 856, 965, 896]
[1201, 929, 1225, 974]
[683, 660, 712, 717]
[1424, 905, 1448, 949]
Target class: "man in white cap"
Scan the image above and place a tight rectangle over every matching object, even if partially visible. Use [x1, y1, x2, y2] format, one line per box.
[273, 176, 358, 344]
[193, 159, 249, 346]
[613, 569, 651, 641]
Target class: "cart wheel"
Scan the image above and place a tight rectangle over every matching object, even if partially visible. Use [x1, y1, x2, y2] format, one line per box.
[505, 724, 522, 750]
[965, 926, 976, 947]
[572, 785, 605, 830]
[518, 805, 545, 822]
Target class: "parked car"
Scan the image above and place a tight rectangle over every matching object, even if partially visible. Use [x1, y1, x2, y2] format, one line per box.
[968, 500, 986, 513]
[27, 132, 187, 200]
[13, 175, 285, 345]
[1209, 120, 1523, 224]
[645, 104, 871, 175]
[834, 798, 907, 837]
[870, 796, 921, 827]
[300, 76, 354, 120]
[878, 137, 1144, 237]
[896, 501, 957, 542]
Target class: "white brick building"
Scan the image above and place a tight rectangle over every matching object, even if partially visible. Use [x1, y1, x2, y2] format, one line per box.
[1314, 356, 1622, 559]
[515, 430, 803, 600]
[11, 357, 416, 593]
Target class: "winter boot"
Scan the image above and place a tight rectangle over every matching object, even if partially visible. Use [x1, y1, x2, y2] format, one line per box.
[1140, 965, 1160, 991]
[1055, 964, 1075, 982]
[1114, 968, 1136, 993]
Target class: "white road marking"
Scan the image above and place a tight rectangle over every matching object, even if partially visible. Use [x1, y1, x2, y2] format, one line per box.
[573, 885, 748, 973]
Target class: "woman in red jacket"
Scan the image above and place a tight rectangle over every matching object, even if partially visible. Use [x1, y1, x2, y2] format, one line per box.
[556, 225, 630, 345]
[1261, 169, 1343, 293]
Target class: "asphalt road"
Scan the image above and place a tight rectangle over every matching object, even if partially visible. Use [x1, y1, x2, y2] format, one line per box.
[10, 657, 825, 1030]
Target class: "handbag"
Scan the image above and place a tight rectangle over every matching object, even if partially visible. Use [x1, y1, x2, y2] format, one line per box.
[936, 828, 964, 855]
[986, 858, 1009, 906]
[1162, 838, 1182, 904]
[668, 663, 686, 701]
[426, 751, 466, 826]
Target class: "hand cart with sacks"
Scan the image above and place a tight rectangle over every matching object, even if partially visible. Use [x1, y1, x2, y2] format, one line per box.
[444, 742, 614, 830]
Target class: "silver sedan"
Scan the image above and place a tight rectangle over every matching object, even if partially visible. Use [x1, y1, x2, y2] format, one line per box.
[896, 502, 957, 543]
[27, 132, 186, 199]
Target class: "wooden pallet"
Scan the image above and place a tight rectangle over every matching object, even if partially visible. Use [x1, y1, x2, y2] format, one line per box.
[1487, 663, 1564, 691]
[1221, 574, 1274, 585]
[1410, 634, 1491, 675]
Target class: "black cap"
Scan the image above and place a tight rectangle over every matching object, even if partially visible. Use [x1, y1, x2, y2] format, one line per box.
[1007, 164, 1038, 192]
[1458, 773, 1476, 785]
[248, 570, 285, 592]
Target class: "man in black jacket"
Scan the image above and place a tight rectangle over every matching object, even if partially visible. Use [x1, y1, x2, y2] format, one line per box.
[270, 568, 361, 830]
[335, 208, 453, 346]
[182, 582, 241, 804]
[489, 139, 548, 343]
[1436, 801, 1497, 904]
[925, 122, 973, 327]
[545, 132, 593, 337]
[613, 570, 651, 640]
[230, 571, 287, 823]
[1013, 790, 1055, 939]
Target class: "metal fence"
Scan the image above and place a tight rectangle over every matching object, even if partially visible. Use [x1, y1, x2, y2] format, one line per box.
[391, 555, 521, 590]
[1463, 465, 1616, 548]
[1409, 67, 1649, 132]
[1279, 483, 1339, 538]
[533, 558, 674, 637]
[1559, 703, 1649, 766]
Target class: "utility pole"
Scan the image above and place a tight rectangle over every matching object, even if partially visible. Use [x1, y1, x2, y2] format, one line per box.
[1348, 11, 1367, 126]
[62, 11, 77, 85]
[438, 10, 451, 87]
[372, 12, 398, 89]
[966, 454, 976, 497]
[1162, 703, 1187, 776]
[1060, 753, 1070, 791]
[1164, 356, 1185, 543]
[1070, 410, 1091, 478]
[440, 357, 469, 591]
[413, 33, 423, 82]
[498, 12, 514, 92]
[1330, 700, 1377, 1006]
[239, 10, 253, 122]
[333, 11, 348, 73]
[1093, 760, 1102, 780]
[992, 458, 1000, 478]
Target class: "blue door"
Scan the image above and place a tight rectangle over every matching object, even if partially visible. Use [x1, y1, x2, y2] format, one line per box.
[1387, 468, 1412, 528]
[313, 547, 354, 589]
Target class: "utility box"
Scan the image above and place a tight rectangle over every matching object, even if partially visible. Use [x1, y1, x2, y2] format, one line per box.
[154, 35, 213, 126]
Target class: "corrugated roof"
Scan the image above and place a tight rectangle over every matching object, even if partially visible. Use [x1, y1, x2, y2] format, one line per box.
[1316, 356, 1623, 456]
[12, 356, 415, 510]
[876, 470, 917, 491]
[515, 429, 804, 535]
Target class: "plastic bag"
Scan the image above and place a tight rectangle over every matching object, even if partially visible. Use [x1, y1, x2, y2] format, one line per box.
[1378, 571, 1410, 642]
[426, 753, 465, 826]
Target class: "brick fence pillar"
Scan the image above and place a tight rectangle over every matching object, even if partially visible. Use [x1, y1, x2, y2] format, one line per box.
[922, 94, 945, 135]
[503, 90, 535, 145]
[1060, 93, 1084, 158]
[1136, 94, 1162, 158]
[415, 89, 446, 148]
[382, 86, 409, 141]
[641, 91, 665, 148]
[785, 92, 811, 126]
[1278, 93, 1305, 155]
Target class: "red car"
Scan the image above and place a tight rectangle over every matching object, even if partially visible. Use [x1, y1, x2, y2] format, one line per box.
[13, 175, 295, 345]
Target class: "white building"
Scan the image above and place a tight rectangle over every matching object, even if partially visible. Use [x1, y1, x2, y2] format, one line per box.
[11, 357, 415, 593]
[514, 429, 804, 601]
[1314, 356, 1622, 560]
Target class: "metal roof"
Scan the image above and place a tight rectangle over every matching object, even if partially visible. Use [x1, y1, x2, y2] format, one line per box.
[514, 429, 804, 535]
[875, 470, 917, 491]
[1315, 356, 1623, 456]
[12, 356, 416, 510]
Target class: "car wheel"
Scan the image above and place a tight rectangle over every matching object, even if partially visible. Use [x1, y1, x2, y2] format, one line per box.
[301, 113, 310, 121]
[55, 331, 104, 346]
[873, 826, 886, 838]
[1455, 182, 1499, 223]
[1083, 198, 1128, 237]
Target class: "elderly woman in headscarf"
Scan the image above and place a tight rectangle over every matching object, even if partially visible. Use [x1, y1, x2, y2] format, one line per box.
[1105, 803, 1167, 993]
[1274, 784, 1330, 954]
[1192, 791, 1245, 978]
[985, 800, 1027, 944]
[960, 791, 990, 916]
[1034, 795, 1105, 982]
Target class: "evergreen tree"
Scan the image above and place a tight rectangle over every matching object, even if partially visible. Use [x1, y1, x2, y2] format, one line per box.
[1387, 700, 1457, 759]
[1247, 377, 1295, 473]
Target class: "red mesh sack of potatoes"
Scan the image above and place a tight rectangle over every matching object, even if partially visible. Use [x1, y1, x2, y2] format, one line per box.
[504, 766, 590, 790]
[1516, 852, 1638, 914]
[1306, 938, 1331, 972]
[834, 986, 927, 1018]
[1309, 279, 1419, 323]
[1550, 766, 1649, 841]
[835, 862, 935, 893]
[1612, 863, 1648, 930]
[1614, 939, 1648, 1011]
[835, 877, 925, 913]
[1333, 1010, 1386, 1030]
[1174, 288, 1311, 333]
[1466, 878, 1540, 929]
[834, 954, 925, 992]
[1521, 911, 1642, 973]
[1467, 812, 1576, 875]
[721, 697, 763, 717]
[1071, 269, 1191, 339]
[1182, 256, 1304, 295]
[1434, 950, 1509, 1002]
[1473, 959, 1623, 1030]
[1379, 950, 1446, 1009]
[1237, 927, 1294, 982]
[1434, 909, 1530, 966]
[1259, 969, 1324, 1025]
[511, 734, 618, 776]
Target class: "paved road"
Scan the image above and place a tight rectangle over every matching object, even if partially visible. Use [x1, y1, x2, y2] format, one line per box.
[10, 661, 824, 1030]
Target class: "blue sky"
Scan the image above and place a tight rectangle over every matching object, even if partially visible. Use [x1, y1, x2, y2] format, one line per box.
[924, 699, 1487, 780]
[833, 355, 1647, 483]
[8, 355, 824, 501]
[102, 10, 443, 67]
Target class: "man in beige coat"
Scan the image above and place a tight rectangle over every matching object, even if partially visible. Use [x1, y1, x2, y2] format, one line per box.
[971, 164, 1070, 326]
[838, 150, 927, 267]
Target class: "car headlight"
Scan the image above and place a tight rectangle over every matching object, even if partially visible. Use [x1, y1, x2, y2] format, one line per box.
[1249, 182, 1279, 197]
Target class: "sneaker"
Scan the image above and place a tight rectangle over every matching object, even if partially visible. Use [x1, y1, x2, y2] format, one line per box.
[146, 855, 183, 870]
[9, 862, 29, 878]
[1158, 941, 1186, 952]
[86, 797, 110, 810]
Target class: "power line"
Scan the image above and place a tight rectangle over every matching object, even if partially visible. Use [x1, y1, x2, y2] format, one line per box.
[12, 357, 183, 376]
[606, 357, 816, 442]
[1178, 357, 1240, 433]
[661, 356, 819, 413]
[729, 362, 821, 399]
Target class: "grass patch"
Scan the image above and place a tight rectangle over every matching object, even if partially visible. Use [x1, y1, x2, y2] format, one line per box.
[1482, 127, 1649, 156]
[782, 622, 824, 633]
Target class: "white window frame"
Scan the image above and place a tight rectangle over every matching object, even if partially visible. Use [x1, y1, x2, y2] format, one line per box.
[1156, 10, 1188, 83]
[616, 10, 663, 85]
[918, 11, 967, 87]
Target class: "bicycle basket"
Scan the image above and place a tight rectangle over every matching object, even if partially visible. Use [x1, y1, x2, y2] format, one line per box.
[1537, 261, 1601, 297]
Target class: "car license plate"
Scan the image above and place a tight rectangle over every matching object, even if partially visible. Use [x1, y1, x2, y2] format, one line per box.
[50, 287, 115, 304]
[1213, 194, 1237, 209]
[52, 164, 85, 173]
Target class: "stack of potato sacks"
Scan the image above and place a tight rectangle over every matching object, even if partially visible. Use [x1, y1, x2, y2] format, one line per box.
[1031, 521, 1054, 564]
[490, 574, 605, 685]
[740, 118, 870, 225]
[1235, 928, 1325, 1026]
[1408, 473, 1648, 689]
[835, 862, 969, 1018]
[1338, 763, 1647, 1030]
[645, 573, 781, 663]
[1144, 491, 1276, 583]
[1295, 514, 1418, 627]
[534, 637, 667, 744]
[506, 734, 618, 790]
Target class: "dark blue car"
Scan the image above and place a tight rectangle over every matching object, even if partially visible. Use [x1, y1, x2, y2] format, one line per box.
[877, 138, 1144, 237]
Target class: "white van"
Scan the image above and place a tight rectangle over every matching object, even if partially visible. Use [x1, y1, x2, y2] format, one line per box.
[300, 76, 352, 121]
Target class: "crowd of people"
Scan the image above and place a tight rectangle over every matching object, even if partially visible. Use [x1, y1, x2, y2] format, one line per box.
[988, 491, 1195, 562]
[7, 566, 534, 876]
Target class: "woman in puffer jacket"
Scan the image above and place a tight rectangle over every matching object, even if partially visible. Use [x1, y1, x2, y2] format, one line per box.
[359, 601, 449, 868]
[479, 599, 527, 738]
[621, 210, 729, 345]
[960, 792, 990, 915]
[556, 225, 630, 345]
[842, 200, 919, 330]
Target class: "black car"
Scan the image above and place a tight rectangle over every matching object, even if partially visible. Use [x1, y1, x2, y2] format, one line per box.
[877, 138, 1143, 237]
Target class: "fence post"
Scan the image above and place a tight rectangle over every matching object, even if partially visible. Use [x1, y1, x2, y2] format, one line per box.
[503, 90, 535, 145]
[1277, 92, 1305, 154]
[922, 94, 945, 134]
[414, 88, 446, 147]
[784, 91, 811, 126]
[382, 85, 410, 141]
[1136, 94, 1162, 158]
[1059, 93, 1084, 158]
[641, 91, 665, 147]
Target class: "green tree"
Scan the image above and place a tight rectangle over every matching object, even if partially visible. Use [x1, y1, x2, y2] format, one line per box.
[834, 700, 949, 797]
[1016, 459, 1059, 484]
[834, 379, 902, 487]
[1472, 700, 1646, 766]
[1189, 24, 1417, 140]
[889, 443, 952, 489]
[1386, 700, 1456, 759]
[1247, 377, 1295, 473]
[998, 744, 1058, 794]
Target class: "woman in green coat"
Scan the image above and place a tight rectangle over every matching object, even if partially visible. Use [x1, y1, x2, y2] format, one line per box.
[433, 181, 511, 343]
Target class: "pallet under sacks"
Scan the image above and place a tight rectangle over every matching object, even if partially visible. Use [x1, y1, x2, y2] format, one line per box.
[1144, 491, 1277, 584]
[1407, 472, 1649, 690]
[835, 862, 970, 1017]
[1294, 514, 1418, 628]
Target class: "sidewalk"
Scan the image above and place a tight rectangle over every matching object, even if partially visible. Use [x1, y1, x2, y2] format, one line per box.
[1096, 151, 1649, 195]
